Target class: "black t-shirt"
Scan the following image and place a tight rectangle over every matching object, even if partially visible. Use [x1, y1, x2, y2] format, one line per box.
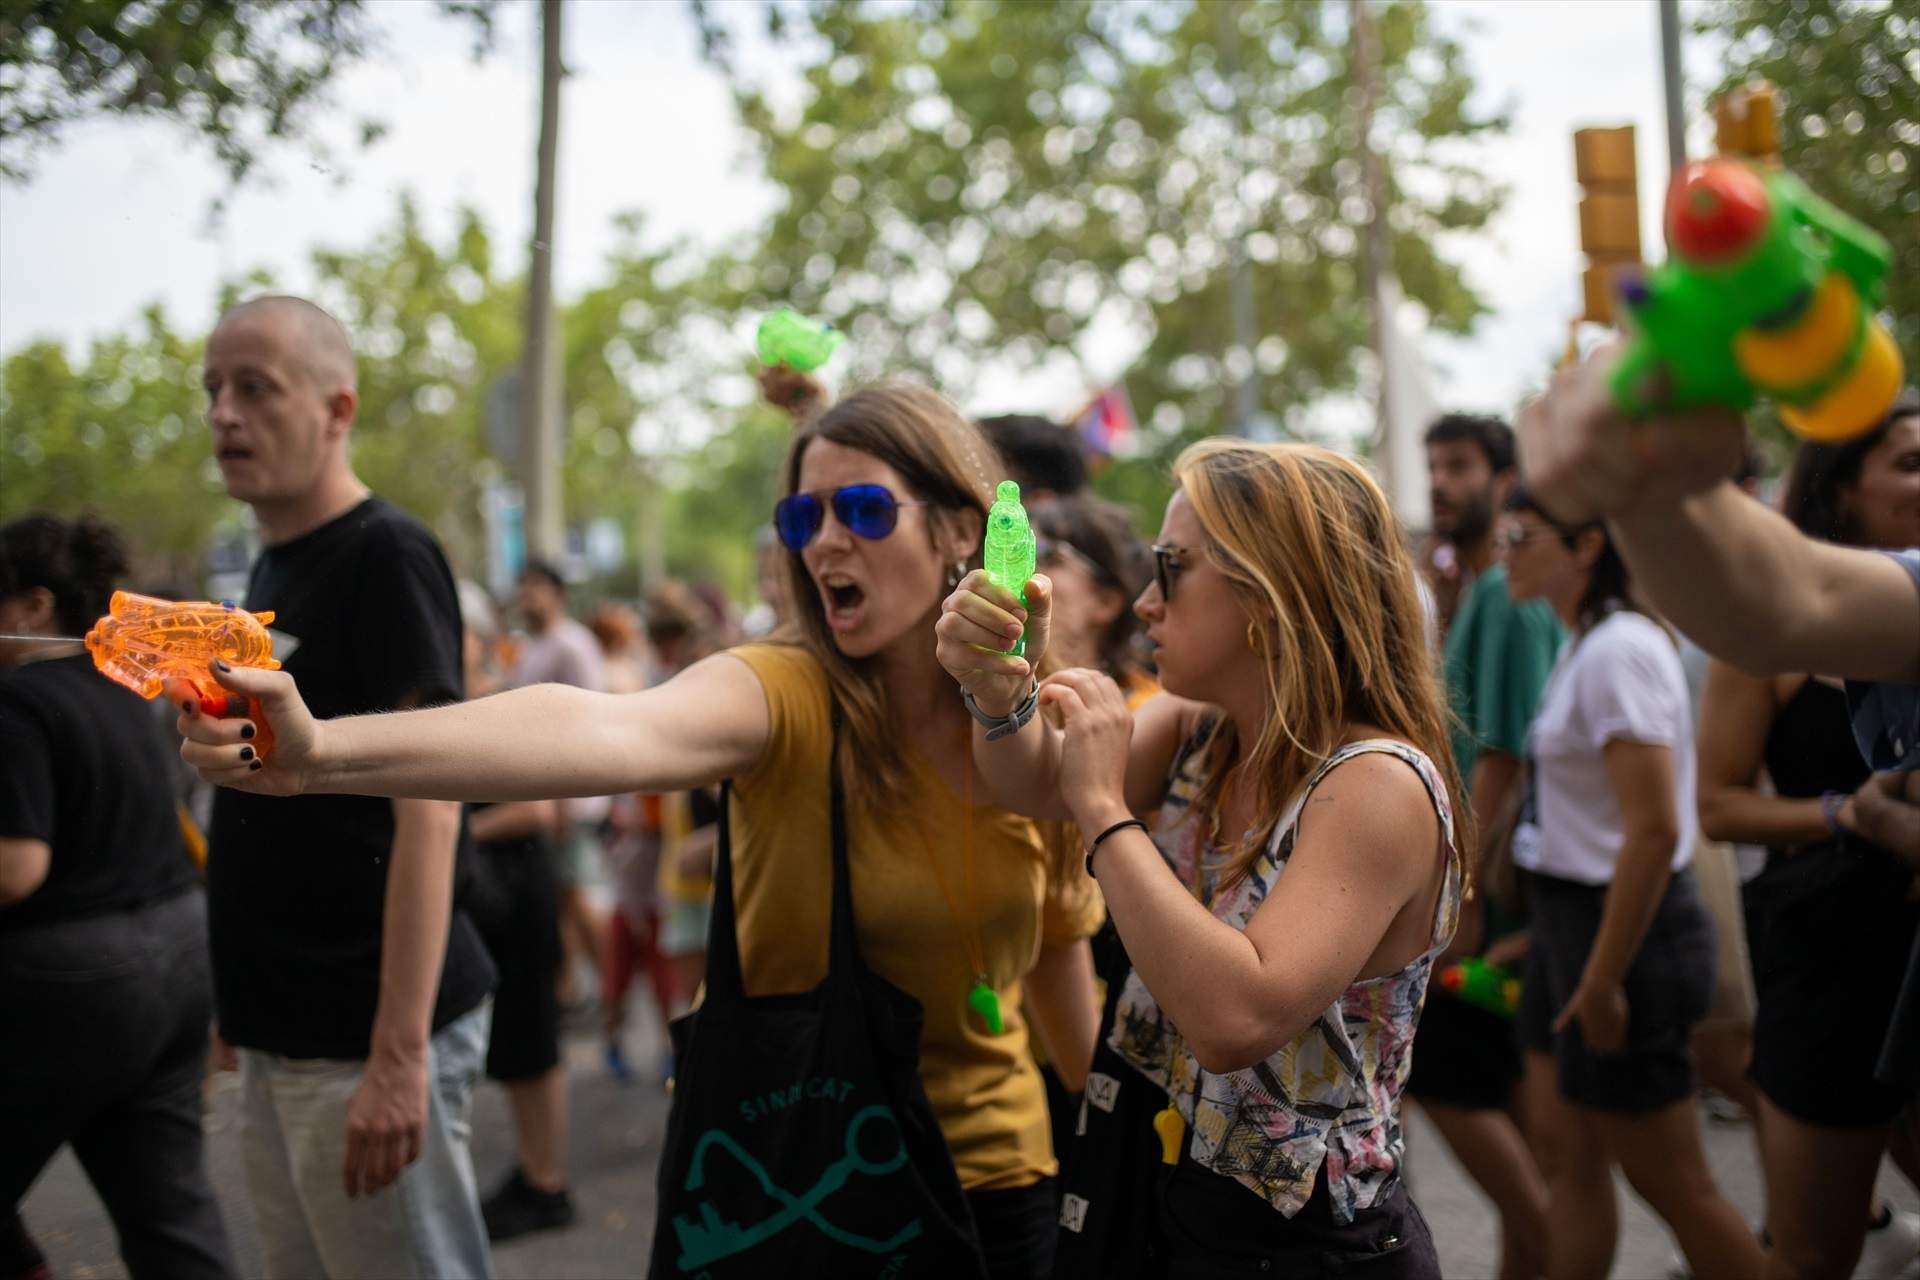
[0, 654, 196, 934]
[206, 497, 495, 1059]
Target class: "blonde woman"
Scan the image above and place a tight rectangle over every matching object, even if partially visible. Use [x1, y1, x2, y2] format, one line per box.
[174, 385, 1102, 1279]
[939, 441, 1464, 1276]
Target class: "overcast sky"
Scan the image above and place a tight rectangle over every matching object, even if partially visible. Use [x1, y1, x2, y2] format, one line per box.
[0, 0, 1717, 429]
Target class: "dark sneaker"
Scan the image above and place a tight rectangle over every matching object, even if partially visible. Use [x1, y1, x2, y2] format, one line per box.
[482, 1168, 576, 1242]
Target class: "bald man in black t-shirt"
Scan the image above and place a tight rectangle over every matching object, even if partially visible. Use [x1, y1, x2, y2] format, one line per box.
[193, 296, 496, 1279]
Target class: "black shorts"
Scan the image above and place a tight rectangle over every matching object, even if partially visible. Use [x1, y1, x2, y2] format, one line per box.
[1518, 868, 1715, 1114]
[1408, 983, 1522, 1110]
[465, 834, 563, 1083]
[1744, 841, 1920, 1126]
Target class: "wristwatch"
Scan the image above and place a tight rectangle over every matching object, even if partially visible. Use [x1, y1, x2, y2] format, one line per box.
[962, 679, 1040, 742]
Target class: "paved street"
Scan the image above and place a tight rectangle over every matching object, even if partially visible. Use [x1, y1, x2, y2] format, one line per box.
[23, 1016, 1920, 1279]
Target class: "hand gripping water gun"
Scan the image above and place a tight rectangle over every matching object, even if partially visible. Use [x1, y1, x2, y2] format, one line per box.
[87, 591, 280, 757]
[754, 308, 843, 372]
[1436, 956, 1520, 1020]
[1610, 156, 1903, 442]
[982, 481, 1036, 658]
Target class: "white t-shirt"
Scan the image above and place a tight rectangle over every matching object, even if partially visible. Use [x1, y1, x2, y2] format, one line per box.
[1512, 611, 1697, 886]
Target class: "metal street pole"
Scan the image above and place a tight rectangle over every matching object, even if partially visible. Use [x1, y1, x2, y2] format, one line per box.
[522, 0, 566, 560]
[1351, 0, 1396, 480]
[1217, 0, 1260, 435]
[1659, 0, 1687, 173]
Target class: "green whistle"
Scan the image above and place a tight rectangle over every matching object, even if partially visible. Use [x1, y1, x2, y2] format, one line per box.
[982, 480, 1036, 658]
[968, 978, 1004, 1035]
[755, 308, 844, 372]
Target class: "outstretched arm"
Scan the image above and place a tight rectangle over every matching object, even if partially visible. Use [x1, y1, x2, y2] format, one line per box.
[1613, 485, 1919, 682]
[1518, 346, 1920, 682]
[173, 651, 770, 802]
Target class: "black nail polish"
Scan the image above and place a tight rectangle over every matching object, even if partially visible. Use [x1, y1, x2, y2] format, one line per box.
[240, 723, 255, 740]
[239, 746, 254, 762]
[183, 701, 196, 716]
[249, 760, 262, 772]
[213, 659, 231, 672]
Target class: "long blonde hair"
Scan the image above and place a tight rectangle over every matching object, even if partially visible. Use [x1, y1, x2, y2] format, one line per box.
[778, 384, 999, 817]
[1173, 439, 1468, 887]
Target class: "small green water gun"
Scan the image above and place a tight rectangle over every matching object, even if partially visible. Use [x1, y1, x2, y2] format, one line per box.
[755, 308, 843, 372]
[1436, 956, 1520, 1020]
[1610, 157, 1902, 442]
[982, 481, 1036, 658]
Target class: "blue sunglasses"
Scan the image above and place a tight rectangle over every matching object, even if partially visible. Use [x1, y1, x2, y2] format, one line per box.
[774, 484, 928, 551]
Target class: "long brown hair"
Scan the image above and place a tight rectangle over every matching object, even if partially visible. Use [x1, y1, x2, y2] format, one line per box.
[1173, 440, 1469, 887]
[778, 383, 1000, 816]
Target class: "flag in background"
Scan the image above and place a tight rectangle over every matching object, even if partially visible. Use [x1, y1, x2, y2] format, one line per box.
[1073, 385, 1138, 458]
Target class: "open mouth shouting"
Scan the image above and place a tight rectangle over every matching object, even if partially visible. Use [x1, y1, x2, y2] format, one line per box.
[817, 571, 868, 633]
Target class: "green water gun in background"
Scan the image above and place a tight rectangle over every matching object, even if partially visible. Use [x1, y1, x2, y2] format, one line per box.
[1436, 956, 1520, 1020]
[982, 481, 1036, 659]
[1609, 156, 1902, 442]
[755, 308, 844, 372]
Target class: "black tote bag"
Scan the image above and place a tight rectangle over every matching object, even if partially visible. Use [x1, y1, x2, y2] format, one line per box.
[648, 745, 988, 1279]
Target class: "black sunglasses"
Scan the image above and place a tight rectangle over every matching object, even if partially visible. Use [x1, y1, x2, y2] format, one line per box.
[773, 483, 928, 551]
[1150, 543, 1192, 601]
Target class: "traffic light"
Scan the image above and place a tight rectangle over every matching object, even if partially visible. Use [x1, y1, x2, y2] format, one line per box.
[1714, 80, 1779, 164]
[1573, 125, 1642, 326]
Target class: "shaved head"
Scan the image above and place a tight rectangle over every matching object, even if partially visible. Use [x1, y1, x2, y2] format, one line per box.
[204, 294, 368, 531]
[216, 295, 357, 396]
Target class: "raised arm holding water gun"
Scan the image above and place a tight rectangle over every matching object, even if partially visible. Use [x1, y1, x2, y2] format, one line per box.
[1521, 118, 1919, 842]
[755, 307, 840, 424]
[1524, 132, 1917, 691]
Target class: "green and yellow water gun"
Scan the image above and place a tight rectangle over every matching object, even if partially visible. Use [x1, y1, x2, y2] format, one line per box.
[1436, 956, 1520, 1020]
[1610, 156, 1902, 442]
[982, 481, 1036, 658]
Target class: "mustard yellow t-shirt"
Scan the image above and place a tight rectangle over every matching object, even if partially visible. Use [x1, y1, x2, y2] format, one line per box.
[725, 643, 1104, 1191]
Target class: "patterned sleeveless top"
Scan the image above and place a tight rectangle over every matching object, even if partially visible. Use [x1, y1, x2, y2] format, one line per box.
[1106, 736, 1462, 1223]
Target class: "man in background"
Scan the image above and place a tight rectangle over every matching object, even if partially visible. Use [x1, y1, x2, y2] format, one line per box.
[198, 295, 495, 1278]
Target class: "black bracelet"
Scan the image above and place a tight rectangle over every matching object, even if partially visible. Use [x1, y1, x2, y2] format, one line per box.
[1085, 818, 1149, 877]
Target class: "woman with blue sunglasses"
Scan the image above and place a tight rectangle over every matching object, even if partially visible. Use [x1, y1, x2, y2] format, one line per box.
[172, 382, 1104, 1280]
[939, 440, 1467, 1277]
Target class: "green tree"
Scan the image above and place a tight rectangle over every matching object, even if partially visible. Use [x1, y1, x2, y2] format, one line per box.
[1696, 0, 1919, 371]
[701, 0, 1506, 441]
[0, 0, 495, 185]
[0, 306, 222, 588]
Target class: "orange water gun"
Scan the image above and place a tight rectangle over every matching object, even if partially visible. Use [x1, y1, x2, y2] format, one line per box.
[84, 591, 281, 757]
